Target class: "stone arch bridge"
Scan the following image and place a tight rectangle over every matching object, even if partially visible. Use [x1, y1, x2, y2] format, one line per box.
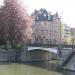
[21, 44, 75, 71]
[25, 44, 59, 61]
[27, 47, 57, 61]
[21, 44, 75, 62]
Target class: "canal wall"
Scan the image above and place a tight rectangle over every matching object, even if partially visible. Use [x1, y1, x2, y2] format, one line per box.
[21, 45, 28, 62]
[0, 45, 57, 62]
[0, 49, 21, 62]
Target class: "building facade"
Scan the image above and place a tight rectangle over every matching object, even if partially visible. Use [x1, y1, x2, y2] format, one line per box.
[31, 9, 61, 44]
[61, 24, 72, 45]
[70, 28, 75, 45]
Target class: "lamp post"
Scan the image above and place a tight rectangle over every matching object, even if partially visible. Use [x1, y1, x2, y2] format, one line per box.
[58, 12, 63, 60]
[60, 20, 61, 44]
[72, 39, 74, 45]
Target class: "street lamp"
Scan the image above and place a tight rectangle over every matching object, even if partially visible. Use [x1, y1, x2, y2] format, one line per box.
[57, 12, 63, 62]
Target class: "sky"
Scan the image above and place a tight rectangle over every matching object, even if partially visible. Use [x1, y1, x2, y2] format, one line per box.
[0, 0, 75, 28]
[22, 0, 75, 28]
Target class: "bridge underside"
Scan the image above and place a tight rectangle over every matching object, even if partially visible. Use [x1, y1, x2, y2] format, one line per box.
[27, 49, 57, 61]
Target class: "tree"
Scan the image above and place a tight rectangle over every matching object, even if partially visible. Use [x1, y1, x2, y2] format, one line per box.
[0, 0, 32, 48]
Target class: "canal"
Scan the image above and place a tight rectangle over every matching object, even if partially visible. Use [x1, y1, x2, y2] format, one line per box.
[0, 60, 74, 75]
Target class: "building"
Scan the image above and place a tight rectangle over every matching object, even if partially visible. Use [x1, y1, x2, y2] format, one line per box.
[61, 24, 72, 45]
[70, 28, 75, 45]
[51, 12, 61, 44]
[63, 24, 72, 45]
[31, 9, 61, 44]
[61, 22, 65, 43]
[31, 9, 51, 44]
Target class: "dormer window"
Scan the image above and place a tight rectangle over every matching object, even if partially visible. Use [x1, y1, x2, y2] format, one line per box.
[44, 14, 46, 17]
[35, 16, 39, 21]
[37, 17, 38, 20]
[39, 11, 41, 14]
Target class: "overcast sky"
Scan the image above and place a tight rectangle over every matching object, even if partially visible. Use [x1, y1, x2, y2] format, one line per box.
[23, 0, 75, 28]
[0, 0, 75, 28]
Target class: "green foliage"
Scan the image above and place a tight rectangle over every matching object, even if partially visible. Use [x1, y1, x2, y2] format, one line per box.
[12, 43, 22, 49]
[6, 44, 11, 49]
[0, 45, 5, 49]
[0, 41, 22, 49]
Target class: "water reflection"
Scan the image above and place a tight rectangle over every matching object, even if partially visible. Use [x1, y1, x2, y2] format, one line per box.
[20, 60, 63, 75]
[0, 60, 63, 75]
[0, 61, 75, 75]
[24, 60, 75, 75]
[63, 70, 75, 75]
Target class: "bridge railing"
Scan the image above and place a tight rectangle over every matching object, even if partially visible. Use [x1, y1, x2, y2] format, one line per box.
[26, 43, 75, 48]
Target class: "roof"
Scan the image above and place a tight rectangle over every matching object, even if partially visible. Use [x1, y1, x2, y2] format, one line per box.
[34, 9, 53, 21]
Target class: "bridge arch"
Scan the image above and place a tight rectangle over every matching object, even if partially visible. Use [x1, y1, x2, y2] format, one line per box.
[28, 46, 57, 54]
[27, 46, 57, 61]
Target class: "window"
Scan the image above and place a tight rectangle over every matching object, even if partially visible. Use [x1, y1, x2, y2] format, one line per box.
[48, 16, 51, 21]
[44, 14, 46, 17]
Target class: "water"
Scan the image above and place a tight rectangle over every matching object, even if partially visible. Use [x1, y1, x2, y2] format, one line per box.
[63, 70, 75, 75]
[0, 61, 74, 75]
[0, 60, 62, 75]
